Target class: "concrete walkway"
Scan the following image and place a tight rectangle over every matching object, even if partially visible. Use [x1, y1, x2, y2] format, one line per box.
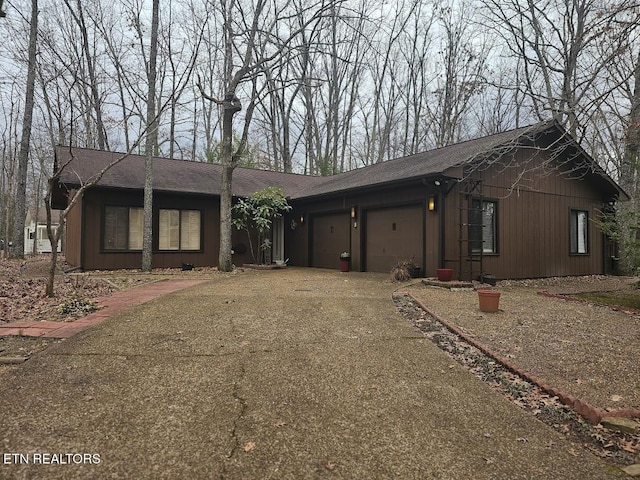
[0, 269, 625, 479]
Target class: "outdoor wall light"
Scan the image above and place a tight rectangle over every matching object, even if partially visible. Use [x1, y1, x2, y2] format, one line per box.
[350, 206, 357, 219]
[299, 213, 305, 224]
[428, 196, 437, 212]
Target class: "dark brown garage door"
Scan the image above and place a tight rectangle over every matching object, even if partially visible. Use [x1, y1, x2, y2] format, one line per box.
[311, 213, 350, 269]
[366, 205, 423, 272]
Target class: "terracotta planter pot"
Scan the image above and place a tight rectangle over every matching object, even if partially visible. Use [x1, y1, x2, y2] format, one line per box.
[339, 258, 350, 272]
[478, 289, 501, 312]
[436, 268, 454, 282]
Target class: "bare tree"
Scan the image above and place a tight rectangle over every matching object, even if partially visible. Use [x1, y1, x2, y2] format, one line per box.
[198, 0, 335, 272]
[141, 0, 160, 273]
[44, 145, 138, 296]
[480, 0, 638, 139]
[62, 0, 109, 150]
[614, 49, 640, 273]
[396, 5, 435, 156]
[10, 0, 38, 259]
[425, 1, 490, 148]
[360, 0, 416, 165]
[1, 86, 21, 259]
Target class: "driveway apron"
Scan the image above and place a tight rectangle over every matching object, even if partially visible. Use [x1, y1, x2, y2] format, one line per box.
[0, 269, 624, 479]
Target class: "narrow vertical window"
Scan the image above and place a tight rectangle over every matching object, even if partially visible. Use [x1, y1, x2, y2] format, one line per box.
[570, 210, 588, 254]
[470, 199, 497, 254]
[159, 209, 180, 250]
[180, 210, 201, 250]
[104, 206, 128, 250]
[128, 208, 144, 250]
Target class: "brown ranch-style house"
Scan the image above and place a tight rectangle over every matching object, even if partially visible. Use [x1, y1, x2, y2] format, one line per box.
[51, 120, 627, 280]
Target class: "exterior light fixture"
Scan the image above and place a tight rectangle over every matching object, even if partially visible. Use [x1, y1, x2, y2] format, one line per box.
[428, 196, 436, 212]
[299, 213, 305, 224]
[350, 206, 357, 219]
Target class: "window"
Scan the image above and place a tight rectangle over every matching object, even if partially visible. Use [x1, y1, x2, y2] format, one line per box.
[470, 199, 497, 254]
[159, 209, 201, 251]
[104, 206, 143, 250]
[36, 226, 57, 241]
[570, 209, 588, 254]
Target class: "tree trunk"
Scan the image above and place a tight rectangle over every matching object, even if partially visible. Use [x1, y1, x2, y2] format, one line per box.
[218, 95, 242, 272]
[218, 164, 234, 271]
[45, 220, 62, 297]
[618, 50, 640, 274]
[11, 0, 38, 259]
[70, 0, 108, 150]
[142, 0, 160, 272]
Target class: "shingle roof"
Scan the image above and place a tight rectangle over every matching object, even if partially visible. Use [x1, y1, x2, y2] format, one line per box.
[294, 123, 547, 198]
[55, 147, 325, 198]
[26, 208, 60, 224]
[55, 121, 625, 200]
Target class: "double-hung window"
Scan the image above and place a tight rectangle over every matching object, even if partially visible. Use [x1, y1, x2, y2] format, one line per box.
[159, 209, 201, 251]
[470, 199, 497, 254]
[104, 206, 143, 250]
[570, 209, 588, 254]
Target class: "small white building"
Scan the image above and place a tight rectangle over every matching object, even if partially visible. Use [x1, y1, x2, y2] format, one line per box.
[24, 209, 61, 255]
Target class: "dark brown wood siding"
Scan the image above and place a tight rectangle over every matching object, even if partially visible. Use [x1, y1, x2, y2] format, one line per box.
[284, 210, 309, 267]
[288, 182, 440, 274]
[311, 212, 350, 269]
[64, 190, 82, 267]
[64, 144, 613, 279]
[443, 149, 608, 279]
[76, 188, 256, 270]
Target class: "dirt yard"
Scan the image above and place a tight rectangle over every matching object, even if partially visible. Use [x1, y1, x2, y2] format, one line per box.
[0, 255, 225, 359]
[405, 275, 640, 412]
[2, 257, 639, 415]
[1, 259, 639, 467]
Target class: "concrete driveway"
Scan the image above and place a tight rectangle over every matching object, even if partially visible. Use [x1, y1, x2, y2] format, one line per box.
[0, 269, 624, 479]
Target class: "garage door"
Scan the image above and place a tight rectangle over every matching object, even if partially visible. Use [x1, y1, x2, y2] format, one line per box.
[366, 205, 423, 272]
[311, 213, 350, 269]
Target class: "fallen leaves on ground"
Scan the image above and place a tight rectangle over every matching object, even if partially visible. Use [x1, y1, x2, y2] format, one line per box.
[395, 294, 640, 470]
[0, 256, 113, 325]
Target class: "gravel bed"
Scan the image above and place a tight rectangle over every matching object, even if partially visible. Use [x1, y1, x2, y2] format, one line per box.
[404, 276, 640, 412]
[394, 293, 640, 468]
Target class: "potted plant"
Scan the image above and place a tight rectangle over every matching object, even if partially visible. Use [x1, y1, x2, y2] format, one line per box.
[436, 268, 454, 282]
[339, 251, 351, 272]
[477, 289, 501, 312]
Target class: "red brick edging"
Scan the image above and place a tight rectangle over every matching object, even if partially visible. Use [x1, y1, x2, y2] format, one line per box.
[405, 292, 640, 424]
[0, 280, 208, 339]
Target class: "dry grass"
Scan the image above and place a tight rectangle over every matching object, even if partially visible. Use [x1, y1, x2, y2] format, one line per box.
[406, 275, 640, 412]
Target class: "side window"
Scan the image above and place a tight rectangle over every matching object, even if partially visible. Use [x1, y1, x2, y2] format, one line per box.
[159, 209, 180, 250]
[570, 209, 588, 254]
[470, 199, 497, 254]
[104, 206, 143, 250]
[159, 209, 201, 251]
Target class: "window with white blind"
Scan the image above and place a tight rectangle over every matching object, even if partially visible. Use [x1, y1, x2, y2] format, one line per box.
[470, 199, 497, 254]
[570, 209, 588, 254]
[180, 210, 201, 250]
[104, 206, 143, 250]
[159, 209, 201, 251]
